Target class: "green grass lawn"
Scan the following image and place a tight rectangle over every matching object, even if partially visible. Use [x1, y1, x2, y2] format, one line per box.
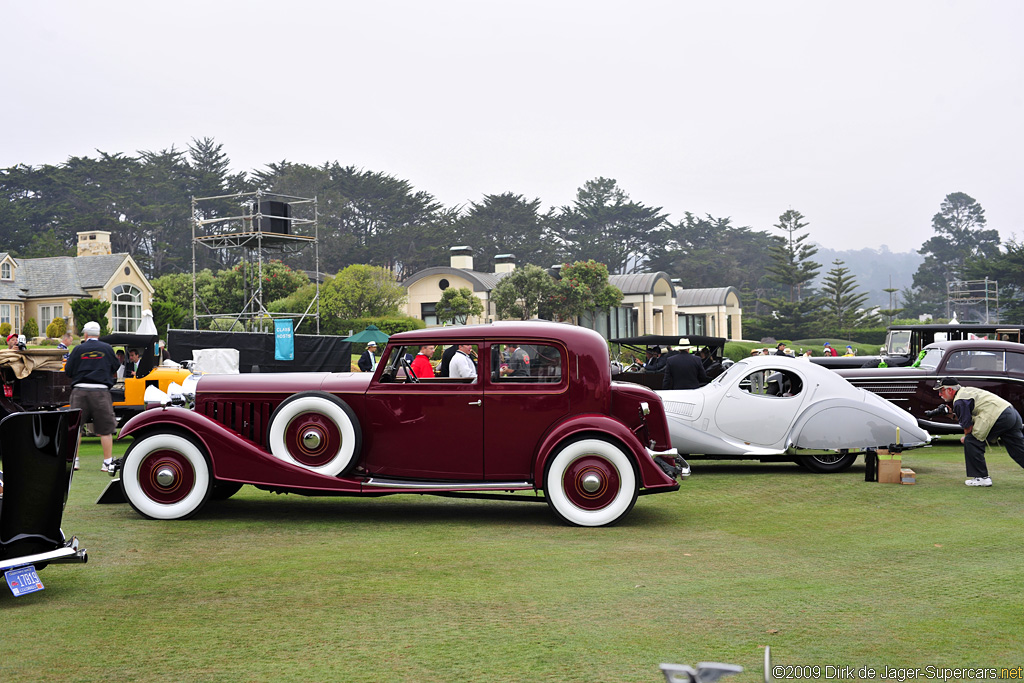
[4, 437, 1023, 682]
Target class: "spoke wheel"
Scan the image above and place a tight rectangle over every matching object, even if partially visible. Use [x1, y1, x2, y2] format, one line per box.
[799, 449, 858, 473]
[267, 392, 361, 477]
[122, 433, 212, 520]
[544, 439, 638, 527]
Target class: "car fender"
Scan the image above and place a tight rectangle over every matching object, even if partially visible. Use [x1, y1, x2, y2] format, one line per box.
[118, 408, 363, 492]
[788, 396, 931, 450]
[532, 414, 677, 490]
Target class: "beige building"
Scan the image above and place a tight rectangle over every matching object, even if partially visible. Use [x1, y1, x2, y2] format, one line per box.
[0, 231, 154, 335]
[674, 286, 743, 340]
[402, 247, 511, 325]
[402, 247, 744, 341]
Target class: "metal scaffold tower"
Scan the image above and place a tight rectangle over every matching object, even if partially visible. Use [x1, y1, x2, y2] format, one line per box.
[190, 190, 321, 332]
[947, 278, 999, 323]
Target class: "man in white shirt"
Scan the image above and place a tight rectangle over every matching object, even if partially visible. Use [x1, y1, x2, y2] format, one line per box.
[449, 343, 477, 379]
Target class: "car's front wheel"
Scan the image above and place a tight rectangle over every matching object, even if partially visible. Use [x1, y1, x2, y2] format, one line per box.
[798, 449, 858, 473]
[544, 439, 638, 527]
[267, 392, 362, 477]
[122, 432, 213, 520]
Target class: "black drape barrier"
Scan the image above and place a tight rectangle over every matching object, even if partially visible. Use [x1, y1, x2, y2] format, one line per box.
[167, 329, 353, 373]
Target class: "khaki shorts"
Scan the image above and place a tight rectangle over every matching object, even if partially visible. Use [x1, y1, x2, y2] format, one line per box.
[70, 388, 117, 436]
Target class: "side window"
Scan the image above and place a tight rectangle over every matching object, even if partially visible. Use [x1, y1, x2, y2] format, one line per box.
[492, 343, 562, 383]
[1007, 352, 1024, 374]
[738, 369, 803, 397]
[951, 350, 1002, 372]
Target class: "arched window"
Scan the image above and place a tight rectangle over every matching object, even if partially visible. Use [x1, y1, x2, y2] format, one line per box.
[112, 284, 142, 332]
[1, 262, 11, 280]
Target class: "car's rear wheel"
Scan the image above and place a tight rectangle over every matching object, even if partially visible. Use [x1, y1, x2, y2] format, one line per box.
[267, 392, 362, 477]
[122, 432, 213, 520]
[798, 449, 858, 473]
[544, 438, 638, 527]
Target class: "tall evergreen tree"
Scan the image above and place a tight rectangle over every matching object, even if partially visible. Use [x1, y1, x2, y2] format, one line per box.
[556, 178, 667, 274]
[819, 259, 880, 333]
[454, 193, 559, 273]
[911, 192, 1000, 317]
[750, 209, 823, 340]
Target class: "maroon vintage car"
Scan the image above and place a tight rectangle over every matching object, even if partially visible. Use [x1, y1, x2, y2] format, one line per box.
[837, 339, 1024, 434]
[110, 322, 680, 527]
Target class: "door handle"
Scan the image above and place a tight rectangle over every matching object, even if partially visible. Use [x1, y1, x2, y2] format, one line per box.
[468, 400, 482, 406]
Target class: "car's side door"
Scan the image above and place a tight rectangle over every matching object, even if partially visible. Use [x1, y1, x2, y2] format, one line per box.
[363, 343, 484, 479]
[482, 341, 570, 480]
[715, 366, 808, 447]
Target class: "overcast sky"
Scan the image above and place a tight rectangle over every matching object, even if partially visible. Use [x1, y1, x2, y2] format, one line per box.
[3, 1, 1021, 254]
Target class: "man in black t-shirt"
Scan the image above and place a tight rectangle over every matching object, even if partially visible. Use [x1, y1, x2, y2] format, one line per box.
[65, 321, 120, 472]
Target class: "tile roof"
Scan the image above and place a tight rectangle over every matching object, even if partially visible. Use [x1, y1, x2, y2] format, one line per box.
[0, 254, 130, 300]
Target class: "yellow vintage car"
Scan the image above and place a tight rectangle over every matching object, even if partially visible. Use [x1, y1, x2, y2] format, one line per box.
[102, 333, 191, 424]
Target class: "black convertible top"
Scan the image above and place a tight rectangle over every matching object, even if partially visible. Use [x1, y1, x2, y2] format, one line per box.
[609, 334, 727, 351]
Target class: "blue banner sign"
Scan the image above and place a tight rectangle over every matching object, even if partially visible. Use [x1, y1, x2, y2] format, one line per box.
[274, 319, 295, 361]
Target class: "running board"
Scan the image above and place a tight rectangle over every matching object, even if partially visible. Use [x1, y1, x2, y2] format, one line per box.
[363, 478, 531, 491]
[0, 537, 88, 572]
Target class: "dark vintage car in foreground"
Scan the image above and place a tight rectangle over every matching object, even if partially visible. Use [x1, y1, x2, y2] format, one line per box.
[1, 410, 88, 595]
[108, 322, 680, 527]
[837, 339, 1024, 434]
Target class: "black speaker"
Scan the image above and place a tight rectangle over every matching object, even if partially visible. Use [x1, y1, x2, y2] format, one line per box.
[253, 200, 290, 234]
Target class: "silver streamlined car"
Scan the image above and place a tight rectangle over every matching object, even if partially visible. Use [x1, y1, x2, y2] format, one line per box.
[657, 355, 930, 472]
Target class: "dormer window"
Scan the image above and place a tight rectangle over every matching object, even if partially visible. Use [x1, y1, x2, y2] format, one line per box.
[1, 262, 11, 280]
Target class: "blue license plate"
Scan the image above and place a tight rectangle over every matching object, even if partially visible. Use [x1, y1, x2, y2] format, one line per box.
[5, 565, 44, 596]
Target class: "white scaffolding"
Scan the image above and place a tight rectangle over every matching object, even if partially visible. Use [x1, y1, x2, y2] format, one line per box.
[947, 278, 998, 323]
[190, 190, 320, 333]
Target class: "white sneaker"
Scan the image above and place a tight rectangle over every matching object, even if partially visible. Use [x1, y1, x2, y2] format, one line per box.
[73, 457, 80, 471]
[101, 458, 113, 473]
[965, 477, 992, 487]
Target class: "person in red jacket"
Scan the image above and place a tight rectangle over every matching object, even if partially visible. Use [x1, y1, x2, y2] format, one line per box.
[410, 344, 436, 379]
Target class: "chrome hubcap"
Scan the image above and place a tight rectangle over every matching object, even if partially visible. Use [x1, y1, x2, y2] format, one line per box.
[302, 430, 322, 449]
[581, 473, 602, 493]
[155, 467, 176, 487]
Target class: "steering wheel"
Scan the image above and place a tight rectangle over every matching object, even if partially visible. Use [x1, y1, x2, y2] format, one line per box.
[400, 356, 419, 383]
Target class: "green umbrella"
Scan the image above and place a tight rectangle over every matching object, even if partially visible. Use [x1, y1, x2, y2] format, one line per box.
[343, 324, 390, 345]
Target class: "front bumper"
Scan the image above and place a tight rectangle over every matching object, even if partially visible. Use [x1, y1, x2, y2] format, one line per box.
[647, 446, 690, 478]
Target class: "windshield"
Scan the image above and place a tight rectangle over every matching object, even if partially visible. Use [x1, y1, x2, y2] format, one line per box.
[714, 359, 748, 385]
[917, 347, 944, 370]
[886, 330, 912, 356]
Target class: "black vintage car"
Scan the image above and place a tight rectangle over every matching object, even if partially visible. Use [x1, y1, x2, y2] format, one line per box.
[609, 334, 728, 390]
[0, 410, 88, 594]
[837, 339, 1024, 434]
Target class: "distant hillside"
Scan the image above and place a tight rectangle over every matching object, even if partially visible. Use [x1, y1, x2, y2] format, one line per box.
[811, 244, 923, 309]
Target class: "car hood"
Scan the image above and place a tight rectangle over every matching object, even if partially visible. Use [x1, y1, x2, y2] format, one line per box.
[196, 372, 371, 396]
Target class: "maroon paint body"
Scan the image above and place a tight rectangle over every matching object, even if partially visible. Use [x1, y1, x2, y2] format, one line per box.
[119, 322, 678, 499]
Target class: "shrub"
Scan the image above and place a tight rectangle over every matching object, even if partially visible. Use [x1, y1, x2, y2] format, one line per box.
[45, 317, 67, 338]
[0, 322, 10, 337]
[23, 318, 39, 338]
[325, 317, 425, 337]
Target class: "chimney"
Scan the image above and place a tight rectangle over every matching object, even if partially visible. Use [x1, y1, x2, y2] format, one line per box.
[77, 231, 113, 257]
[494, 254, 516, 274]
[450, 246, 474, 270]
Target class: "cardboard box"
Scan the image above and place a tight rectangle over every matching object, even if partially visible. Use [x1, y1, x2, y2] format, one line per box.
[877, 449, 903, 484]
[901, 468, 916, 485]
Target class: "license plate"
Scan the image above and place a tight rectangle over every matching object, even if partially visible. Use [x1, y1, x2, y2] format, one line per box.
[5, 565, 44, 596]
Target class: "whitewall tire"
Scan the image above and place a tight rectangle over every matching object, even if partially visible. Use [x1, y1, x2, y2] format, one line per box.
[267, 392, 361, 477]
[544, 439, 638, 527]
[122, 432, 213, 520]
